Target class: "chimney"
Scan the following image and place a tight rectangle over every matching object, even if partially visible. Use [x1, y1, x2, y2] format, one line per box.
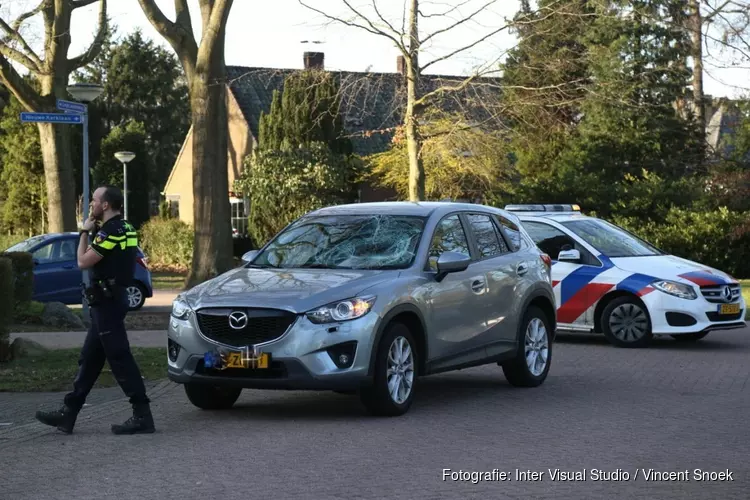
[397, 55, 406, 75]
[303, 52, 324, 70]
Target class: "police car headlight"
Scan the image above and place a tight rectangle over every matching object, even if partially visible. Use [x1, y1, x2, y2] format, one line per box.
[171, 297, 192, 319]
[652, 280, 697, 300]
[306, 296, 376, 324]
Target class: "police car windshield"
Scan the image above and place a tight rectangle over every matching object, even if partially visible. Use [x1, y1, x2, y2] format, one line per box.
[252, 214, 426, 270]
[560, 218, 662, 258]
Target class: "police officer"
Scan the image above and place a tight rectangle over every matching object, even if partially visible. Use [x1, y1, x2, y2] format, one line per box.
[35, 185, 155, 435]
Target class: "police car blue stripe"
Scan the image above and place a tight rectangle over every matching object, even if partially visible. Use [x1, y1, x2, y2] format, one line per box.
[559, 261, 613, 305]
[616, 273, 656, 293]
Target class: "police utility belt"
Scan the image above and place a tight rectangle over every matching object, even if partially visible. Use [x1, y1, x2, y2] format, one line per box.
[82, 278, 119, 306]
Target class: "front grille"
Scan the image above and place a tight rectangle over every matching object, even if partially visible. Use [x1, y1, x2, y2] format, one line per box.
[700, 284, 741, 304]
[196, 308, 297, 347]
[705, 311, 743, 322]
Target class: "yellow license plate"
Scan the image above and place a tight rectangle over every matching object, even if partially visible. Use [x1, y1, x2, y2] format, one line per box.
[718, 303, 740, 315]
[225, 351, 270, 369]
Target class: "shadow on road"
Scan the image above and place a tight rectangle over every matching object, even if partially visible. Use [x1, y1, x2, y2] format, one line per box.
[554, 331, 749, 352]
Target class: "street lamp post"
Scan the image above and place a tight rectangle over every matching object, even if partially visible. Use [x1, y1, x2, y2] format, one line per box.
[114, 151, 136, 220]
[67, 82, 104, 322]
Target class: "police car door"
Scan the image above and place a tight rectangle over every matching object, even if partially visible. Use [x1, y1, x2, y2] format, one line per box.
[521, 220, 602, 330]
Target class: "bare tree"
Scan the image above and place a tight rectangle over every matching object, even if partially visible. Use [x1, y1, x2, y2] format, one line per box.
[0, 0, 108, 232]
[299, 0, 518, 201]
[137, 0, 235, 287]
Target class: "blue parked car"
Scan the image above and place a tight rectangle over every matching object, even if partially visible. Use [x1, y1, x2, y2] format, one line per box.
[4, 232, 153, 310]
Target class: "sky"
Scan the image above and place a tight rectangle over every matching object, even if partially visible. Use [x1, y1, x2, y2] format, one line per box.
[6, 0, 749, 98]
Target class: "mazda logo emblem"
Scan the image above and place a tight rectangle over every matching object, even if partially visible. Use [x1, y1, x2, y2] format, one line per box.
[721, 286, 733, 303]
[228, 311, 248, 330]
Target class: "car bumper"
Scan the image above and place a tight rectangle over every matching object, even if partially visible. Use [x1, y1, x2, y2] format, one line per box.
[647, 292, 747, 335]
[165, 310, 379, 390]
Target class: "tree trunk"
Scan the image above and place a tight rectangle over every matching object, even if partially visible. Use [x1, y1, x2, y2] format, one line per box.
[688, 0, 704, 127]
[406, 0, 425, 201]
[186, 59, 233, 286]
[36, 122, 77, 232]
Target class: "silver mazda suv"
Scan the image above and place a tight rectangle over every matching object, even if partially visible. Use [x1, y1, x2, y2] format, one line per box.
[167, 202, 556, 416]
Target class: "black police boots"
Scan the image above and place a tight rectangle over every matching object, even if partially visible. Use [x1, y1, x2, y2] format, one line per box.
[111, 402, 155, 435]
[35, 405, 80, 434]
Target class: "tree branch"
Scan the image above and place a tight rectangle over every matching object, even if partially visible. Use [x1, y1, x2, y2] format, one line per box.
[420, 23, 509, 72]
[414, 74, 480, 108]
[196, 0, 233, 65]
[0, 14, 43, 69]
[0, 54, 41, 110]
[67, 0, 108, 70]
[137, 0, 198, 81]
[298, 0, 405, 52]
[11, 1, 45, 32]
[420, 0, 498, 45]
[71, 0, 101, 7]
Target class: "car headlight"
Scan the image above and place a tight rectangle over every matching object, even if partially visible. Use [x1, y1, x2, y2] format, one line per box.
[306, 296, 376, 324]
[652, 280, 697, 300]
[171, 297, 193, 319]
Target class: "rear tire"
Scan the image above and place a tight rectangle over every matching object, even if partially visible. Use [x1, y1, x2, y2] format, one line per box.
[360, 322, 418, 416]
[601, 296, 653, 348]
[184, 383, 242, 410]
[502, 305, 552, 387]
[671, 331, 709, 342]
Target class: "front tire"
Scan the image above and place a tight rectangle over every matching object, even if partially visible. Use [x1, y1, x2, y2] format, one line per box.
[671, 331, 709, 342]
[360, 322, 418, 416]
[184, 383, 242, 410]
[601, 296, 653, 348]
[502, 305, 552, 387]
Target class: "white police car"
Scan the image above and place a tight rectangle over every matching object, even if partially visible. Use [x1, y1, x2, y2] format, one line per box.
[508, 204, 747, 347]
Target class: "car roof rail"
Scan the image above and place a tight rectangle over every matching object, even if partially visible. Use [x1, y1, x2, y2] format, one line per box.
[504, 204, 580, 212]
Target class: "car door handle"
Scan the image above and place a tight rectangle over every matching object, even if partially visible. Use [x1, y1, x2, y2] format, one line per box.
[517, 263, 528, 276]
[471, 279, 486, 293]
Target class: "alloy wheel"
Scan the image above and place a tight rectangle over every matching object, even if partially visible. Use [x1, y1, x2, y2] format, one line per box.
[386, 336, 414, 404]
[524, 317, 549, 376]
[609, 303, 649, 342]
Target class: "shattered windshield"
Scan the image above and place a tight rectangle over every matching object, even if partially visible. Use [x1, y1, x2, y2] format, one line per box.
[252, 214, 426, 270]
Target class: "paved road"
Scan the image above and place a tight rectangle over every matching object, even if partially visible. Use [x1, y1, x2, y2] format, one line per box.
[1, 325, 749, 499]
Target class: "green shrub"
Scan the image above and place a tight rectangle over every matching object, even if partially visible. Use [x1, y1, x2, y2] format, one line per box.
[612, 207, 750, 279]
[14, 300, 45, 324]
[139, 217, 193, 271]
[0, 234, 25, 252]
[3, 251, 34, 303]
[0, 256, 15, 361]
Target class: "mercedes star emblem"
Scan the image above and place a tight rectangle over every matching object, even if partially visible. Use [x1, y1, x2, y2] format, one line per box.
[722, 286, 733, 303]
[228, 311, 248, 330]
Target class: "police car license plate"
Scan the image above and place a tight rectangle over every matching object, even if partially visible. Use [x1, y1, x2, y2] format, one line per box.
[718, 303, 740, 315]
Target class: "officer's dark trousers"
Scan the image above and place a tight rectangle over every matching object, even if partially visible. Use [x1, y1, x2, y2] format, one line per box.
[63, 288, 149, 410]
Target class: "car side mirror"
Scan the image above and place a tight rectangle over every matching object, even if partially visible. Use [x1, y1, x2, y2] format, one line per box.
[558, 249, 581, 262]
[241, 250, 259, 263]
[435, 252, 471, 281]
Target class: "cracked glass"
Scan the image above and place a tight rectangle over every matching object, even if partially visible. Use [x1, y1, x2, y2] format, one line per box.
[253, 214, 427, 270]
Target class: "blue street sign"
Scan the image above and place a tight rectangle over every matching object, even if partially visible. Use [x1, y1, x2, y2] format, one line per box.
[20, 112, 82, 124]
[56, 99, 86, 114]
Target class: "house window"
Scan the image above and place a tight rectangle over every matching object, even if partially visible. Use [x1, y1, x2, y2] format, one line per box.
[230, 198, 248, 237]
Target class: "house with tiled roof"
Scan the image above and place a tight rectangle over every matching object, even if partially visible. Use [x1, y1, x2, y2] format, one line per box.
[162, 52, 503, 233]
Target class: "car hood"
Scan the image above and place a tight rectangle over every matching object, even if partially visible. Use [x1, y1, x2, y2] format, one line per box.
[182, 266, 395, 313]
[611, 255, 737, 286]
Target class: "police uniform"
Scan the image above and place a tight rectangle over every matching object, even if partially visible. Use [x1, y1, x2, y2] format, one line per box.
[48, 214, 155, 434]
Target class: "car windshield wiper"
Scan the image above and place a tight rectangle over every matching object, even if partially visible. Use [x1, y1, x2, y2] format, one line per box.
[246, 263, 277, 269]
[296, 263, 337, 269]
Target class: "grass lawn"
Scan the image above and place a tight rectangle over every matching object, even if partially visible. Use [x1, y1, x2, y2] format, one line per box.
[0, 347, 168, 392]
[151, 271, 187, 290]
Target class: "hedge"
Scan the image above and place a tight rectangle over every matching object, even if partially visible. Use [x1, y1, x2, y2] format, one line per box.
[2, 251, 34, 303]
[612, 207, 750, 279]
[139, 217, 194, 271]
[0, 256, 14, 362]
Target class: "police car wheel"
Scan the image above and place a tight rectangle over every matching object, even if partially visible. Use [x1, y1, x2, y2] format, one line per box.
[671, 331, 709, 342]
[502, 305, 552, 387]
[184, 383, 242, 410]
[601, 296, 653, 348]
[126, 284, 146, 310]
